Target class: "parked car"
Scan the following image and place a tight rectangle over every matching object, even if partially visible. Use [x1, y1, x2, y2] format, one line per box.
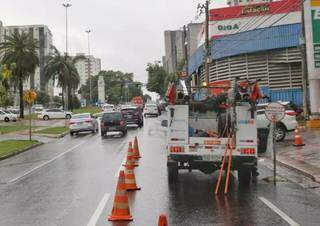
[69, 113, 98, 136]
[121, 106, 143, 127]
[32, 104, 44, 114]
[100, 111, 127, 137]
[3, 110, 19, 120]
[102, 104, 115, 112]
[0, 110, 17, 122]
[7, 106, 20, 116]
[39, 109, 72, 120]
[257, 101, 298, 141]
[143, 103, 159, 117]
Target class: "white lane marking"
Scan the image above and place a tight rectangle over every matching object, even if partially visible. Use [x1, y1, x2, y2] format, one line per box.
[9, 141, 86, 183]
[259, 197, 300, 226]
[87, 193, 110, 226]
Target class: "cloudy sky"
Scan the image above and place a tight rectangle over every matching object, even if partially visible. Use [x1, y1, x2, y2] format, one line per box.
[1, 0, 226, 83]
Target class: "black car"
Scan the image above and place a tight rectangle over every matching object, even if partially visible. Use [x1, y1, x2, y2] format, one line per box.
[121, 107, 143, 128]
[100, 112, 127, 137]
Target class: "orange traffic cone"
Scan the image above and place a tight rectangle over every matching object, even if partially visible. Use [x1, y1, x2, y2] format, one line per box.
[124, 165, 141, 191]
[158, 214, 168, 226]
[133, 136, 141, 159]
[293, 129, 305, 147]
[123, 142, 139, 167]
[108, 170, 133, 221]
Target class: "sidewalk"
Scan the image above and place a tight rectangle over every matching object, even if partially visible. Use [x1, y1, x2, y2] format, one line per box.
[275, 128, 320, 183]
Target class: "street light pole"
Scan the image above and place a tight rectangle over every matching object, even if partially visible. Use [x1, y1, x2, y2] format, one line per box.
[62, 3, 71, 55]
[62, 3, 71, 110]
[85, 29, 92, 106]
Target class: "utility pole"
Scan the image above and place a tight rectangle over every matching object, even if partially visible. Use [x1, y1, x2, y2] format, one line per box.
[300, 0, 309, 119]
[198, 0, 211, 85]
[62, 3, 71, 110]
[85, 29, 92, 106]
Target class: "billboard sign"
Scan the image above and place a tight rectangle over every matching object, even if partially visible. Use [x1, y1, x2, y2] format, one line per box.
[312, 0, 320, 68]
[198, 0, 301, 46]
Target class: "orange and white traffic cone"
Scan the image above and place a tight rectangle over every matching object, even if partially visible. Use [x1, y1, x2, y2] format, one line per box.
[123, 142, 139, 167]
[108, 170, 133, 221]
[293, 128, 305, 147]
[158, 214, 168, 226]
[124, 165, 141, 191]
[133, 136, 141, 159]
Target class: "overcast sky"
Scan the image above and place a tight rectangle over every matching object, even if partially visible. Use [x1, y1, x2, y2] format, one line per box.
[1, 0, 226, 83]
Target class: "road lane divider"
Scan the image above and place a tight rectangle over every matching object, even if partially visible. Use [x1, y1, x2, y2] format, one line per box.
[258, 197, 300, 226]
[108, 170, 133, 221]
[9, 141, 87, 183]
[133, 136, 141, 159]
[124, 164, 141, 191]
[158, 214, 169, 226]
[123, 142, 139, 168]
[87, 193, 110, 226]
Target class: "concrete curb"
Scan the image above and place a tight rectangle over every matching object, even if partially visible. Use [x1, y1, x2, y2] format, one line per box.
[34, 131, 69, 139]
[0, 142, 43, 161]
[276, 156, 320, 183]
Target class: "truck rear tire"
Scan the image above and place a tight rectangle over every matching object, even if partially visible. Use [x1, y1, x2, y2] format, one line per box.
[238, 168, 252, 185]
[167, 162, 178, 180]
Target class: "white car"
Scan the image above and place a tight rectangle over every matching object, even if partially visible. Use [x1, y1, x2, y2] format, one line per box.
[39, 109, 72, 120]
[69, 113, 99, 136]
[102, 104, 115, 112]
[257, 101, 298, 141]
[0, 110, 17, 122]
[32, 104, 44, 114]
[143, 103, 159, 117]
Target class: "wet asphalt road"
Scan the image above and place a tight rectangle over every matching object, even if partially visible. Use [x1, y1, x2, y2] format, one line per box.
[0, 116, 320, 226]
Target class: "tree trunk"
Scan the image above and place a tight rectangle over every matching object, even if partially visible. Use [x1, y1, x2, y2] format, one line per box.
[68, 87, 73, 111]
[19, 79, 24, 118]
[61, 89, 65, 110]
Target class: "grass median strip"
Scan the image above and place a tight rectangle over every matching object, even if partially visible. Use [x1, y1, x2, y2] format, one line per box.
[34, 127, 69, 135]
[73, 107, 102, 115]
[0, 125, 29, 134]
[0, 140, 40, 158]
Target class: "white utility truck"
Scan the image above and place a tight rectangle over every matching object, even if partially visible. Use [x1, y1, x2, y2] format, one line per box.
[164, 78, 262, 185]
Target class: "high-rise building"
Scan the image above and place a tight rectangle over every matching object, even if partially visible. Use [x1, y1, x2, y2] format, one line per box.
[164, 23, 202, 74]
[0, 24, 53, 96]
[227, 0, 272, 7]
[74, 53, 101, 89]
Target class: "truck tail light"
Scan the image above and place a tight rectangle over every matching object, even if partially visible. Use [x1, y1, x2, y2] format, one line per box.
[239, 148, 256, 155]
[69, 121, 75, 125]
[120, 120, 125, 126]
[286, 111, 297, 116]
[170, 146, 184, 153]
[85, 119, 92, 123]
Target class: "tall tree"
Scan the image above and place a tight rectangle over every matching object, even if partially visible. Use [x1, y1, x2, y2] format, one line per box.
[44, 46, 84, 110]
[79, 70, 143, 105]
[146, 63, 169, 98]
[0, 31, 39, 118]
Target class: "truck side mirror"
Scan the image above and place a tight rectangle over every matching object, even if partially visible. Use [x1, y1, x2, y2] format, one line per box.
[161, 120, 168, 127]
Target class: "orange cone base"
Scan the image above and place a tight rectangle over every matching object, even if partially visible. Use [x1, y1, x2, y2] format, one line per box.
[108, 214, 133, 221]
[294, 143, 305, 147]
[126, 187, 141, 191]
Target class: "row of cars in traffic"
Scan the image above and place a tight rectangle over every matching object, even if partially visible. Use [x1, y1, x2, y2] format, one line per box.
[69, 103, 162, 137]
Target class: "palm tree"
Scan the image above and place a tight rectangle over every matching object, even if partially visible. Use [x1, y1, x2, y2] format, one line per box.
[44, 46, 84, 110]
[0, 31, 39, 118]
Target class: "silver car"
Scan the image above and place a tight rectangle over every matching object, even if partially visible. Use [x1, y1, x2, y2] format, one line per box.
[69, 113, 99, 136]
